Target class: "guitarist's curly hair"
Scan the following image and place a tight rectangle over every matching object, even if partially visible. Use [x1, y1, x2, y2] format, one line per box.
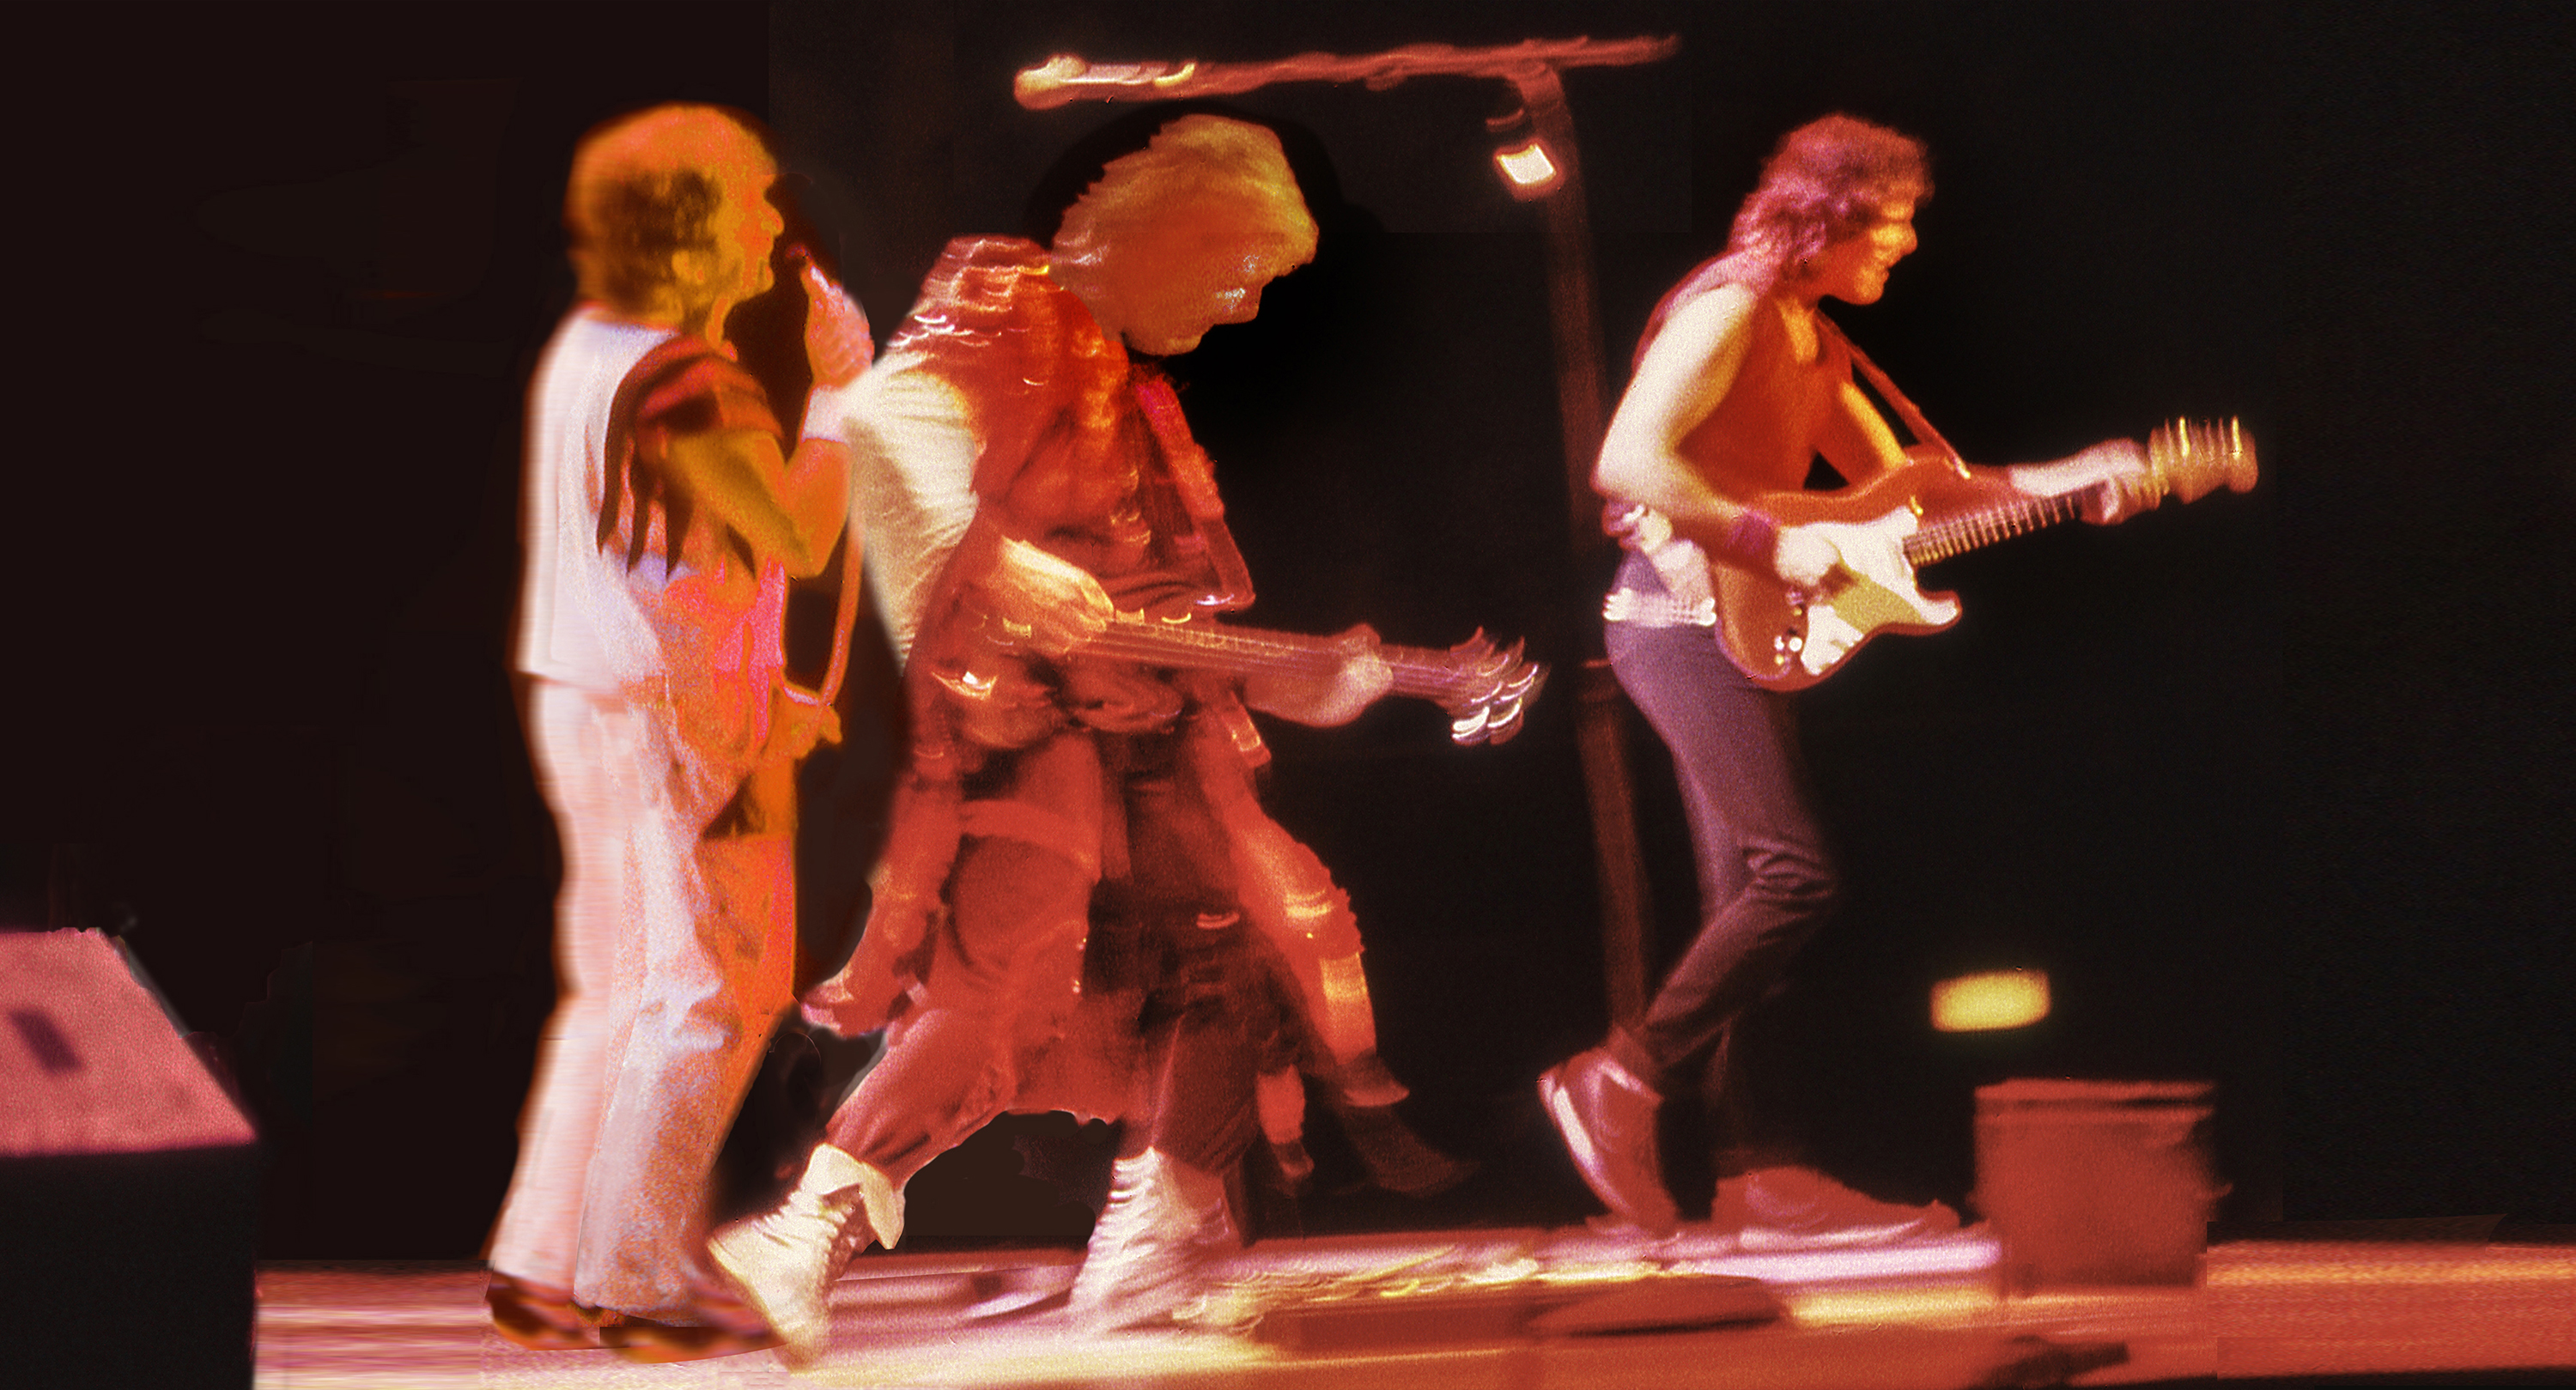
[1633, 115, 1928, 365]
[1719, 114, 1930, 298]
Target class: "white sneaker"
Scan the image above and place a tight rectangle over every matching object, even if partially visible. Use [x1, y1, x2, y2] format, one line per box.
[1067, 1148, 1239, 1332]
[708, 1146, 902, 1366]
[1720, 1165, 1959, 1252]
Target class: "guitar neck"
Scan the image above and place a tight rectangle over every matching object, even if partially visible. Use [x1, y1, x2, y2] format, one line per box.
[1083, 616, 1469, 700]
[1899, 420, 2251, 568]
[1901, 490, 2088, 568]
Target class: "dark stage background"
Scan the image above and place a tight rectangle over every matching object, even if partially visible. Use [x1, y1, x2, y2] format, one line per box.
[7, 1, 2570, 1263]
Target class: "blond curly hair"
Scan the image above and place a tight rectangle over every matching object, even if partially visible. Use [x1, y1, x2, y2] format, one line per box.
[1050, 114, 1317, 276]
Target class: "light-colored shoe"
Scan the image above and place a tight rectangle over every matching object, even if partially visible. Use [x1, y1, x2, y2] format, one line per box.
[708, 1145, 903, 1366]
[1067, 1147, 1239, 1332]
[1719, 1165, 1959, 1252]
[1540, 1047, 1680, 1237]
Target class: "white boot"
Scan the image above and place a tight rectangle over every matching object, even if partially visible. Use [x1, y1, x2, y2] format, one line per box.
[708, 1144, 904, 1366]
[1066, 1147, 1239, 1332]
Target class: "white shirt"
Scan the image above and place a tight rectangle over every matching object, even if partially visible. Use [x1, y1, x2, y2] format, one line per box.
[825, 349, 981, 664]
[515, 308, 672, 693]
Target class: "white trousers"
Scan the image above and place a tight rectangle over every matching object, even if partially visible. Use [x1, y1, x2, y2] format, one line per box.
[486, 680, 794, 1319]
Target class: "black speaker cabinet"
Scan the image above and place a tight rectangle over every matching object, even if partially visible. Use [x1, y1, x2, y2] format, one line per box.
[2, 929, 259, 1389]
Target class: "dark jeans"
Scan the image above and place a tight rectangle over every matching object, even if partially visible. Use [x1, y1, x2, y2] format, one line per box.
[1606, 555, 1840, 1162]
[823, 725, 1285, 1186]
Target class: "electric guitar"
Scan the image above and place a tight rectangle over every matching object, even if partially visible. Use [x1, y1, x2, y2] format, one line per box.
[1610, 418, 2257, 690]
[935, 576, 1546, 750]
[1074, 605, 1546, 745]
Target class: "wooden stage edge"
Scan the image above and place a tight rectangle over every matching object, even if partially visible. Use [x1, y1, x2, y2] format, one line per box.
[255, 1228, 2576, 1388]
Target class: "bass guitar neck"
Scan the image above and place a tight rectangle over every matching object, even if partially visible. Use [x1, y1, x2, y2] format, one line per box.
[1080, 612, 1546, 745]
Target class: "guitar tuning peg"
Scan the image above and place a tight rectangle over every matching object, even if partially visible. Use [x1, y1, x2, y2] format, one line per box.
[2221, 416, 2258, 493]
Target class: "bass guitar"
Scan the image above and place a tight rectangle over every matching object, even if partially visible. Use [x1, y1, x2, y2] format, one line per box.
[938, 577, 1546, 749]
[1608, 418, 2257, 690]
[1075, 602, 1547, 745]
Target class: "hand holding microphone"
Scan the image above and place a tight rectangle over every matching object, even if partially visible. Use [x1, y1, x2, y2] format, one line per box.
[790, 245, 873, 388]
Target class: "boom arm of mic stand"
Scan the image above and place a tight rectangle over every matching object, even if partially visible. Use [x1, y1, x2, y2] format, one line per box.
[1014, 36, 1677, 108]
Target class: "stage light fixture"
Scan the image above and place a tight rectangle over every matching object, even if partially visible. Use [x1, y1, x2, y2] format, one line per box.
[1485, 95, 1566, 201]
[1493, 139, 1563, 197]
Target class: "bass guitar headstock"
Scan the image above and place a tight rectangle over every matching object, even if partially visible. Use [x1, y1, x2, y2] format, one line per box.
[2145, 417, 2258, 505]
[1435, 630, 1546, 746]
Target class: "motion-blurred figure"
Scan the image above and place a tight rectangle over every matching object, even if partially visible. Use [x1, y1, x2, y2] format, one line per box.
[486, 103, 872, 1362]
[1542, 114, 2153, 1246]
[713, 111, 1462, 1361]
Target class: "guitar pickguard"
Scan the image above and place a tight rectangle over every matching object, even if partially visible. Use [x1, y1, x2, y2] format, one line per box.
[1794, 512, 1960, 677]
[1716, 504, 1960, 686]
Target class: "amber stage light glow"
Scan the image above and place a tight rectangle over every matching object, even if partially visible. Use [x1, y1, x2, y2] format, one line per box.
[1931, 969, 2051, 1032]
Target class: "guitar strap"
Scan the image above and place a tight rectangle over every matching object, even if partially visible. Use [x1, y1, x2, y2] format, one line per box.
[1814, 313, 1966, 471]
[1131, 367, 1256, 613]
[1130, 365, 1269, 763]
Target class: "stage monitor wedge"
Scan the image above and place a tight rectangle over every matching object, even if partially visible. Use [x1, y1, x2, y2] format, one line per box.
[2, 928, 260, 1390]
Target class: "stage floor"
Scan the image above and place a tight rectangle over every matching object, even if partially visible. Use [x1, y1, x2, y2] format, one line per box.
[255, 1227, 2576, 1388]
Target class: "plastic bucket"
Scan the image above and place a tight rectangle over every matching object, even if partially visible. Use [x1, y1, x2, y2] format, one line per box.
[1973, 1078, 2220, 1293]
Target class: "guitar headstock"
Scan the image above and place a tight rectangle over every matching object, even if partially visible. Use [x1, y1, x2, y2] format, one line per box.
[1439, 630, 1547, 746]
[2145, 417, 2258, 505]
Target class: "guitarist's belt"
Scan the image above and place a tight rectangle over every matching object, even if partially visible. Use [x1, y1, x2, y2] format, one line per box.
[1603, 587, 1716, 629]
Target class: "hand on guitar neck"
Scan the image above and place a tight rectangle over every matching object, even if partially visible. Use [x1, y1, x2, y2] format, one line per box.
[1788, 421, 2251, 586]
[1242, 624, 1395, 728]
[2002, 436, 2157, 525]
